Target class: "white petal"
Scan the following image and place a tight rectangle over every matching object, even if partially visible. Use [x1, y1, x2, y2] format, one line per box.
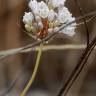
[57, 12, 67, 23]
[28, 0, 39, 15]
[57, 7, 73, 24]
[48, 10, 57, 22]
[35, 15, 41, 22]
[25, 24, 32, 32]
[38, 1, 49, 18]
[49, 0, 66, 8]
[23, 12, 34, 25]
[61, 26, 75, 36]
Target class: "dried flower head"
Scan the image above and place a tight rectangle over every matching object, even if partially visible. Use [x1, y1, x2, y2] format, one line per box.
[23, 0, 76, 39]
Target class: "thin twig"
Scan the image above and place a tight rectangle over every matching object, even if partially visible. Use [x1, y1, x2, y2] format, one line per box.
[76, 15, 96, 26]
[57, 32, 96, 96]
[75, 0, 90, 46]
[56, 1, 93, 95]
[1, 44, 96, 56]
[0, 11, 96, 60]
[63, 38, 96, 96]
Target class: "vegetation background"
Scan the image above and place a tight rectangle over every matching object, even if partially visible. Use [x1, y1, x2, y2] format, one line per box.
[0, 0, 96, 95]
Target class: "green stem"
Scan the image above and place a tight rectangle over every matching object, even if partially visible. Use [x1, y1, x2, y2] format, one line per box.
[20, 43, 43, 96]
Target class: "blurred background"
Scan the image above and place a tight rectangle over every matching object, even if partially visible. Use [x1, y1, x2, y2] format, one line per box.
[0, 0, 96, 96]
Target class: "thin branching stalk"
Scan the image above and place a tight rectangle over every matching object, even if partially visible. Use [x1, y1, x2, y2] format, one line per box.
[20, 43, 43, 96]
[57, 35, 96, 96]
[75, 0, 90, 46]
[0, 11, 96, 60]
[56, 1, 94, 95]
[0, 15, 96, 56]
[63, 38, 96, 96]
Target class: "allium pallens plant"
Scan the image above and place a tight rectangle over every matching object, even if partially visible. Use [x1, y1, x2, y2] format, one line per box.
[21, 0, 76, 96]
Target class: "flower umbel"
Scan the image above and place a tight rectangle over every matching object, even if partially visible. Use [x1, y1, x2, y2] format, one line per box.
[23, 0, 76, 39]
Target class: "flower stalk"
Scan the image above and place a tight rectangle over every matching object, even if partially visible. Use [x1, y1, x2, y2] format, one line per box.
[20, 43, 43, 96]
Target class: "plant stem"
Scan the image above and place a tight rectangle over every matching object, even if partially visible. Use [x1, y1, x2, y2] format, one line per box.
[57, 36, 96, 96]
[20, 43, 43, 96]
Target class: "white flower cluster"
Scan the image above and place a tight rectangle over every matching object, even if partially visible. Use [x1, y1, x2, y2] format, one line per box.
[23, 0, 76, 39]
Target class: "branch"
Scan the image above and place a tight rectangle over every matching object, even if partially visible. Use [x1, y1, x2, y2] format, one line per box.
[57, 29, 96, 96]
[75, 0, 90, 46]
[1, 44, 96, 56]
[0, 11, 96, 60]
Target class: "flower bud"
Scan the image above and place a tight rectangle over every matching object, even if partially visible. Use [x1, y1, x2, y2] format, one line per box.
[25, 24, 32, 32]
[28, 0, 39, 15]
[35, 15, 41, 22]
[48, 10, 57, 22]
[38, 1, 49, 18]
[23, 12, 34, 25]
[49, 0, 66, 8]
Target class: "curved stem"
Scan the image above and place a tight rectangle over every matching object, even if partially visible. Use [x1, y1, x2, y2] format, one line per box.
[20, 43, 43, 96]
